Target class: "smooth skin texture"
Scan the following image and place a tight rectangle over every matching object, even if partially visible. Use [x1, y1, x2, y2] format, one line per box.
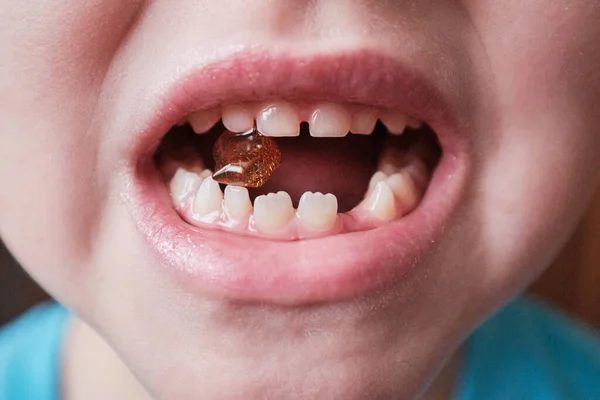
[1, 1, 600, 399]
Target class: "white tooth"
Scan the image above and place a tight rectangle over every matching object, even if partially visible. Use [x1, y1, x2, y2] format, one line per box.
[386, 172, 421, 215]
[189, 108, 220, 134]
[297, 192, 338, 232]
[193, 177, 223, 218]
[253, 191, 295, 234]
[200, 169, 213, 179]
[364, 181, 396, 221]
[222, 104, 254, 133]
[223, 185, 253, 221]
[380, 112, 408, 135]
[309, 103, 351, 137]
[368, 171, 388, 192]
[170, 168, 203, 208]
[350, 109, 378, 135]
[257, 102, 300, 137]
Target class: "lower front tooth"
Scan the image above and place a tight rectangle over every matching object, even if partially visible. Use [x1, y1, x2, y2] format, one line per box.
[193, 177, 223, 218]
[297, 192, 338, 232]
[170, 168, 203, 207]
[254, 191, 294, 234]
[223, 185, 253, 221]
[364, 181, 396, 221]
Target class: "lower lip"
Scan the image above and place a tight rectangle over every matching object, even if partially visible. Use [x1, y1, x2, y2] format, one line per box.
[130, 149, 466, 305]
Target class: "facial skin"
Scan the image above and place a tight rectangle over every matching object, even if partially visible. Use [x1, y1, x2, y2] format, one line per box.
[1, 1, 599, 399]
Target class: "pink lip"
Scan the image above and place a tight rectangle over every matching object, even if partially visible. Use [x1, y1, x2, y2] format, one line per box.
[128, 50, 469, 305]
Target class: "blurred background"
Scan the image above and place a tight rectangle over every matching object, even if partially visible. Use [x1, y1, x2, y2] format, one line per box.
[1, 185, 599, 328]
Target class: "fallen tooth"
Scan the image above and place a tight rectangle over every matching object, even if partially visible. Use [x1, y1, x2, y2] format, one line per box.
[368, 171, 388, 192]
[189, 108, 220, 134]
[364, 181, 396, 221]
[257, 102, 300, 137]
[223, 185, 253, 221]
[386, 172, 421, 215]
[193, 177, 223, 218]
[297, 192, 338, 232]
[350, 109, 378, 135]
[222, 104, 254, 133]
[309, 103, 351, 137]
[380, 112, 408, 135]
[254, 191, 294, 234]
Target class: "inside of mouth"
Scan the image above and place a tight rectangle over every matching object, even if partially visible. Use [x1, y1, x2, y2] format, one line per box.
[155, 121, 441, 213]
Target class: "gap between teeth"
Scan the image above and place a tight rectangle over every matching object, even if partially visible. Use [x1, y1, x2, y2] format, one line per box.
[169, 154, 428, 239]
[186, 101, 422, 137]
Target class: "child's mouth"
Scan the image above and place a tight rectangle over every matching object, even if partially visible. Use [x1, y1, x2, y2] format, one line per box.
[129, 50, 470, 305]
[155, 103, 441, 240]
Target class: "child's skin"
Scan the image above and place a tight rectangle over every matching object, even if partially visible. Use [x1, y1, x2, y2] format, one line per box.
[1, 1, 599, 399]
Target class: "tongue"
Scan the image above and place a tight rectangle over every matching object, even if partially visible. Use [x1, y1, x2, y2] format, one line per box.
[252, 131, 383, 212]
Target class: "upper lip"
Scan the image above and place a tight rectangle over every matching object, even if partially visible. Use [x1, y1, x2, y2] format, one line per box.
[127, 49, 470, 305]
[129, 49, 463, 165]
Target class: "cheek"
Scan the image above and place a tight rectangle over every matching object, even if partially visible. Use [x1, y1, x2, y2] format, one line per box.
[0, 1, 143, 301]
[470, 0, 600, 287]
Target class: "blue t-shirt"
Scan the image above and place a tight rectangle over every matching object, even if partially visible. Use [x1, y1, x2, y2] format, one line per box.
[1, 298, 599, 400]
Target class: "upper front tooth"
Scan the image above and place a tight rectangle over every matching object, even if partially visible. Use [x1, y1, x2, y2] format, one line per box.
[193, 176, 223, 218]
[364, 181, 396, 221]
[297, 192, 338, 232]
[257, 102, 300, 137]
[170, 168, 203, 208]
[189, 107, 220, 134]
[309, 103, 351, 137]
[253, 191, 294, 234]
[350, 109, 378, 135]
[222, 104, 254, 133]
[223, 185, 253, 221]
[380, 112, 408, 135]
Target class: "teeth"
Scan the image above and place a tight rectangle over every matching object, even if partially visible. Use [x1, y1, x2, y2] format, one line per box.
[254, 191, 295, 234]
[380, 112, 408, 135]
[349, 109, 378, 135]
[257, 102, 300, 137]
[368, 171, 388, 192]
[223, 185, 253, 221]
[193, 177, 223, 218]
[189, 108, 220, 134]
[170, 168, 203, 207]
[222, 104, 254, 133]
[309, 103, 351, 137]
[297, 192, 338, 232]
[364, 181, 396, 221]
[386, 172, 421, 215]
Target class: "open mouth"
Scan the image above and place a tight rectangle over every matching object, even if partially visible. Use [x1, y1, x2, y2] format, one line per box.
[129, 51, 468, 304]
[156, 103, 441, 240]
